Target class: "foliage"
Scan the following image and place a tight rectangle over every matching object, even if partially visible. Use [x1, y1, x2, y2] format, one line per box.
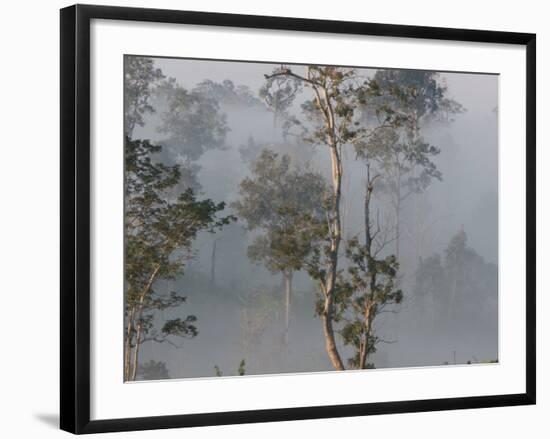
[264, 66, 376, 146]
[234, 149, 327, 276]
[259, 71, 302, 127]
[362, 125, 442, 199]
[413, 254, 446, 299]
[361, 70, 461, 189]
[124, 56, 165, 137]
[367, 70, 464, 125]
[157, 78, 229, 161]
[125, 137, 234, 302]
[358, 70, 464, 257]
[333, 238, 403, 368]
[213, 360, 247, 377]
[196, 79, 264, 108]
[136, 360, 171, 380]
[261, 65, 393, 370]
[414, 229, 498, 329]
[238, 359, 246, 376]
[238, 136, 263, 166]
[124, 135, 235, 380]
[234, 148, 328, 345]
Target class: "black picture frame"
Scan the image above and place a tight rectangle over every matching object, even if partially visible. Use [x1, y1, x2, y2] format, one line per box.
[60, 4, 536, 434]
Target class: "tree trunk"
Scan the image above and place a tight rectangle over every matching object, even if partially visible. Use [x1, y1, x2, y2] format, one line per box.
[283, 271, 293, 346]
[267, 71, 346, 370]
[127, 264, 160, 381]
[130, 321, 142, 381]
[124, 307, 135, 381]
[395, 183, 401, 260]
[358, 305, 373, 370]
[411, 115, 422, 261]
[273, 101, 279, 133]
[322, 297, 345, 370]
[361, 169, 378, 370]
[309, 81, 345, 371]
[321, 141, 346, 371]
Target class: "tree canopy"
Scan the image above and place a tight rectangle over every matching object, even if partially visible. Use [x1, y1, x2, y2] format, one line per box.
[124, 135, 234, 380]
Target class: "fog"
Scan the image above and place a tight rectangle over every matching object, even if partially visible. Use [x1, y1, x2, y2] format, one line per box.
[130, 56, 498, 380]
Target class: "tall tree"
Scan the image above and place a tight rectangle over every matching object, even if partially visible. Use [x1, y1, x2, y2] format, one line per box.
[414, 228, 498, 331]
[124, 56, 165, 138]
[333, 164, 403, 368]
[137, 360, 171, 380]
[263, 65, 387, 369]
[155, 78, 233, 286]
[259, 72, 302, 129]
[365, 70, 463, 258]
[195, 79, 264, 109]
[156, 78, 229, 162]
[124, 136, 234, 381]
[238, 136, 263, 166]
[234, 149, 327, 345]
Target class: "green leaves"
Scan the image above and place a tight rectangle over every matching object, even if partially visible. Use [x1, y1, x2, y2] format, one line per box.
[124, 56, 165, 137]
[357, 70, 463, 204]
[125, 133, 234, 350]
[161, 316, 198, 338]
[136, 360, 171, 380]
[157, 80, 229, 162]
[196, 79, 264, 109]
[238, 359, 246, 376]
[331, 236, 403, 367]
[415, 229, 497, 329]
[234, 149, 327, 277]
[212, 359, 247, 378]
[260, 71, 302, 115]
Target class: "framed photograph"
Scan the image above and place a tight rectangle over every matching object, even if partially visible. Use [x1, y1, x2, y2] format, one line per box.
[60, 4, 536, 434]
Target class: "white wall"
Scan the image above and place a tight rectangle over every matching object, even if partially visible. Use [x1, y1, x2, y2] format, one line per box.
[0, 0, 545, 437]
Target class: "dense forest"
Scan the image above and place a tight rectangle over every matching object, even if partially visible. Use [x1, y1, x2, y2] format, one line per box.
[123, 56, 498, 381]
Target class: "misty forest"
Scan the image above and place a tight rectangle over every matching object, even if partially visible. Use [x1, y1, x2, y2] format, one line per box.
[124, 56, 498, 381]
